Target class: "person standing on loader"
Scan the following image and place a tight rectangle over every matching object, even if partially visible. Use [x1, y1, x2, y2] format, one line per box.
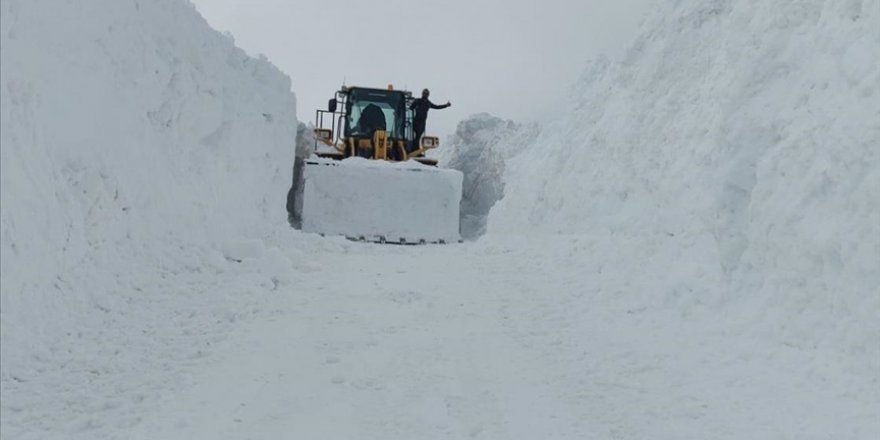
[409, 88, 450, 152]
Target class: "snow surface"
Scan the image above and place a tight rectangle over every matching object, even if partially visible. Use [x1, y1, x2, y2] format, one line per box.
[2, 0, 879, 439]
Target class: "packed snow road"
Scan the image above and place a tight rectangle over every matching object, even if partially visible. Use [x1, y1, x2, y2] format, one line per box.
[2, 230, 877, 439]
[119, 232, 876, 440]
[133, 235, 589, 439]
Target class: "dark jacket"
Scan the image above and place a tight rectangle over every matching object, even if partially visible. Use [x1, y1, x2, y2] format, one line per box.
[410, 98, 450, 127]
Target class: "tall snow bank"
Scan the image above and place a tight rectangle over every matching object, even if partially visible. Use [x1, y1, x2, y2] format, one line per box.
[437, 113, 538, 239]
[489, 0, 879, 416]
[0, 0, 296, 384]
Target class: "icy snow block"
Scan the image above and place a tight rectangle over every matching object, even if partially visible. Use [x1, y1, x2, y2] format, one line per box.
[299, 157, 463, 243]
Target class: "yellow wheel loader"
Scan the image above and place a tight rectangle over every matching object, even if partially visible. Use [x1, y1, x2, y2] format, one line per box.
[287, 85, 462, 244]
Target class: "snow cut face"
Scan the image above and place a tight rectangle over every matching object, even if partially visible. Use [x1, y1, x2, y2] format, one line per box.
[483, 0, 880, 431]
[488, 0, 880, 293]
[1, 0, 296, 436]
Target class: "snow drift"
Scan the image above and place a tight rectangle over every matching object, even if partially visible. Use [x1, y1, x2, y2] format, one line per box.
[487, 0, 880, 432]
[1, 0, 296, 435]
[437, 113, 539, 239]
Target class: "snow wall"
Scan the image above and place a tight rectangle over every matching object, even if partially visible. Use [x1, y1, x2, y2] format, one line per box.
[488, 0, 880, 380]
[0, 0, 297, 375]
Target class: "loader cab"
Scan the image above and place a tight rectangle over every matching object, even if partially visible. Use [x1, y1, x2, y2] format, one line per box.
[313, 85, 440, 165]
[344, 88, 407, 140]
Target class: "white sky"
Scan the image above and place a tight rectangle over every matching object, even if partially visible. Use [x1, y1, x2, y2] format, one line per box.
[190, 0, 651, 137]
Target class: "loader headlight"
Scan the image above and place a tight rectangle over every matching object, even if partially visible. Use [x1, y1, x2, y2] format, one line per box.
[315, 129, 333, 141]
[421, 136, 439, 148]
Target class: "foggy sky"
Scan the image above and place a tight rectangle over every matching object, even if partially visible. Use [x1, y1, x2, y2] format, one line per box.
[190, 0, 651, 137]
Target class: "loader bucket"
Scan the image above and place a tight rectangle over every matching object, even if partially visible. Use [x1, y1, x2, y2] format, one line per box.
[292, 157, 462, 244]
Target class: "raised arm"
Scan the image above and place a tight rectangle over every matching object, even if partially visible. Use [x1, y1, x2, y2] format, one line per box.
[429, 100, 451, 110]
